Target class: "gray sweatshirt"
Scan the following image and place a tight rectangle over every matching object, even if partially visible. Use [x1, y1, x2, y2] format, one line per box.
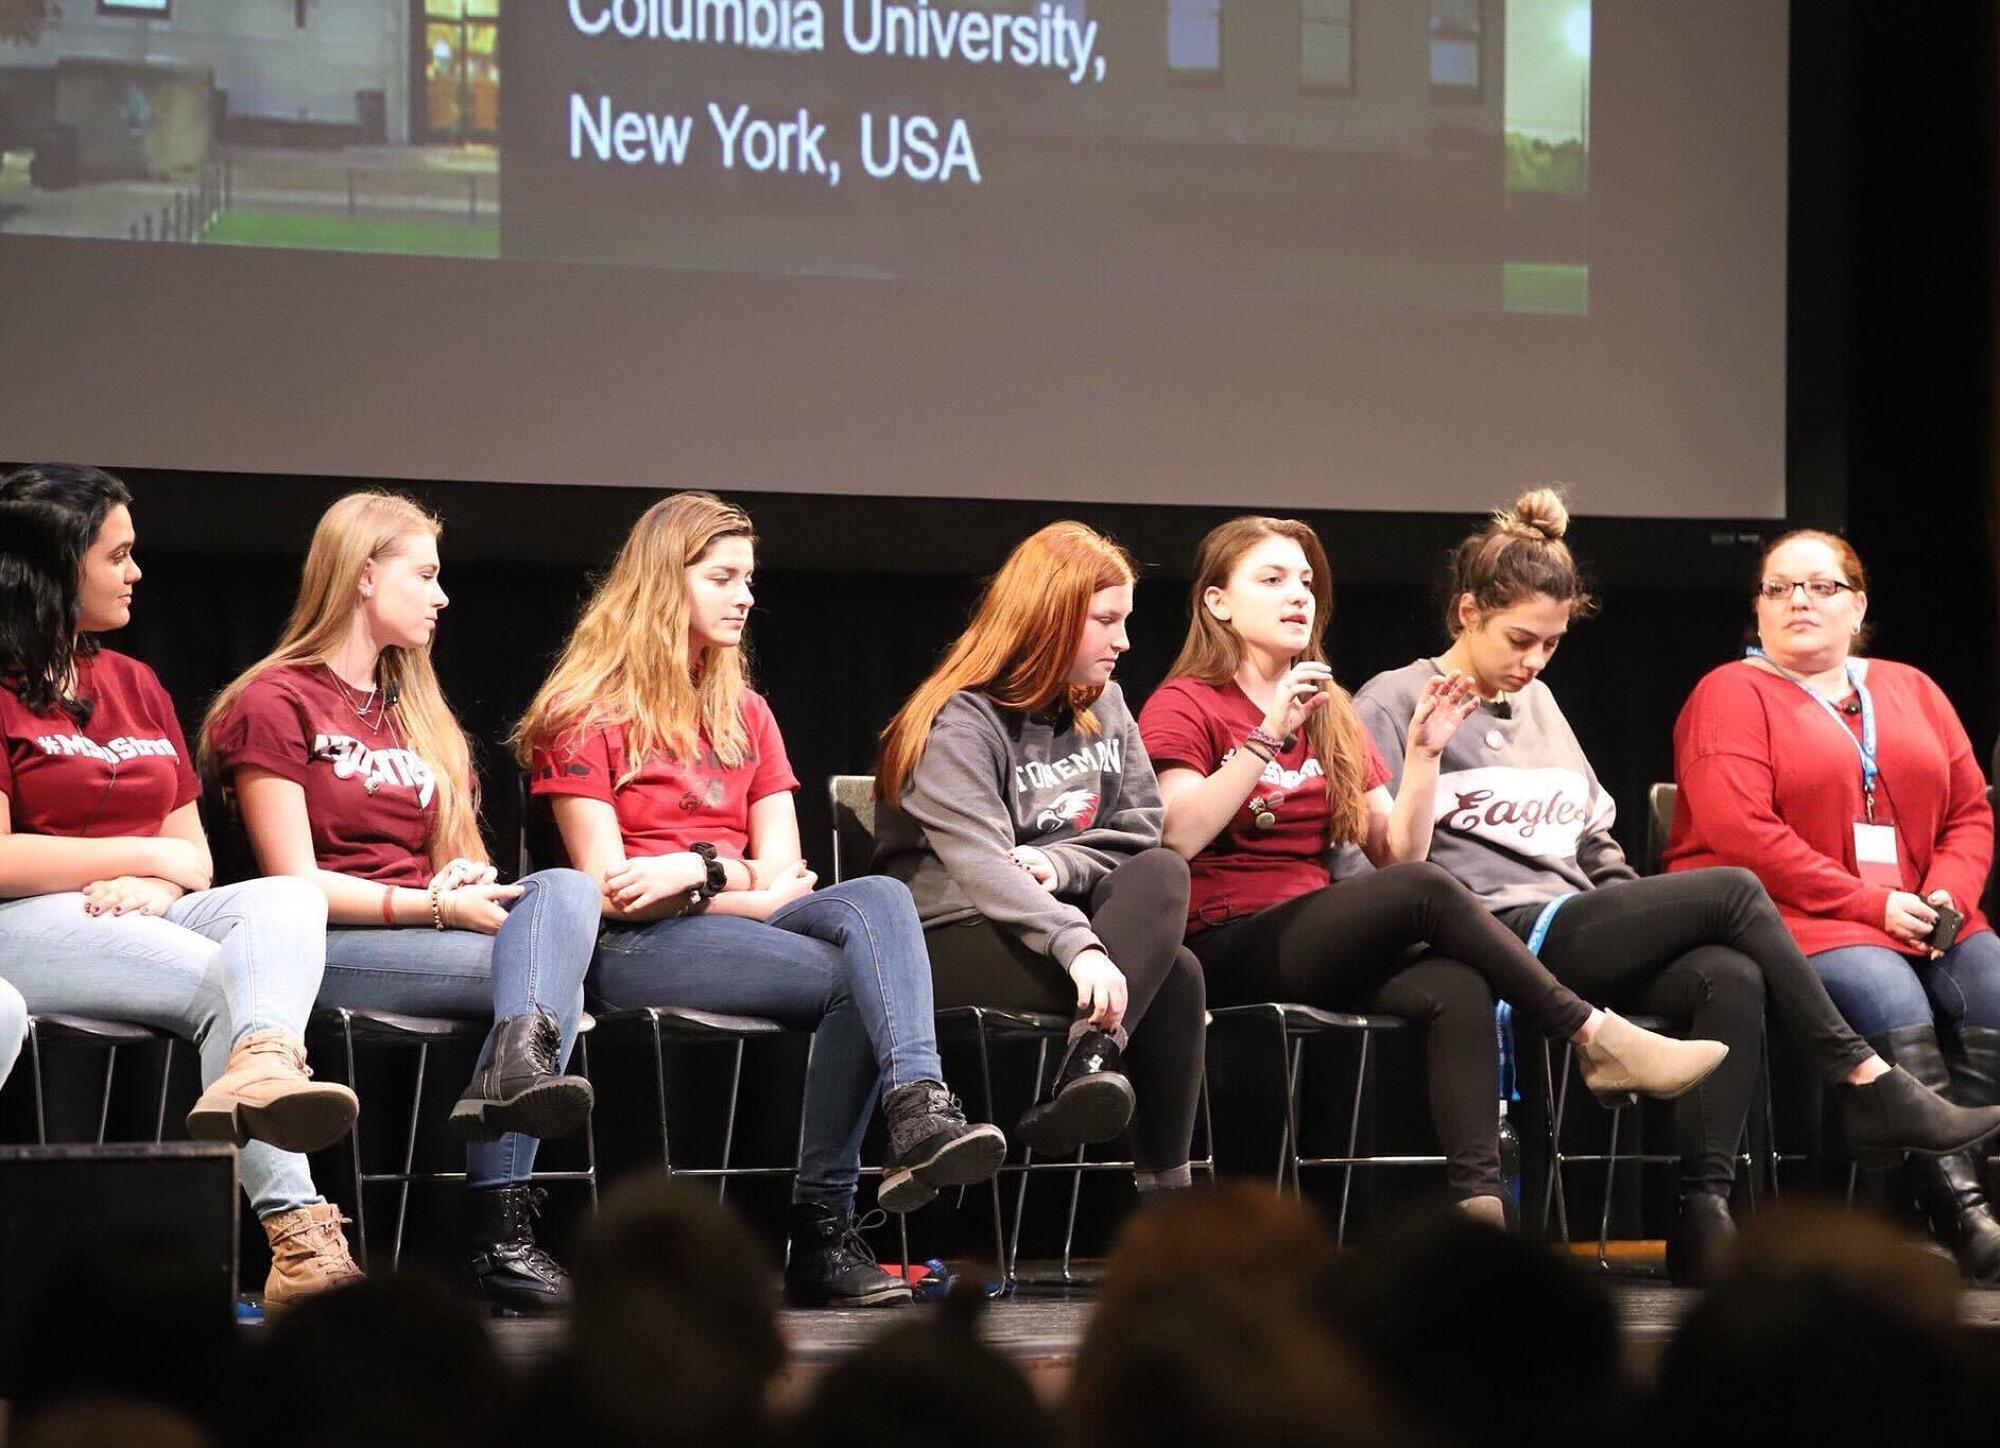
[874, 684, 1164, 968]
[1353, 658, 1638, 912]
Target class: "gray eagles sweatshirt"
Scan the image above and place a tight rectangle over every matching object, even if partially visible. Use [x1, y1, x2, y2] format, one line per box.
[874, 684, 1164, 968]
[1353, 659, 1638, 911]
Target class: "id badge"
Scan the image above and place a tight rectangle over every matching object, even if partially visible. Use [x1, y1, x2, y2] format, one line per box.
[1854, 821, 1902, 889]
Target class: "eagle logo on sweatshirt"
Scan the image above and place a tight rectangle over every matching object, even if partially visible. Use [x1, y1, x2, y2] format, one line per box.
[1034, 789, 1099, 833]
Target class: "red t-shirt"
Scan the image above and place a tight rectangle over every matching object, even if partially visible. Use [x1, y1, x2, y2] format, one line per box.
[1138, 676, 1390, 932]
[207, 662, 439, 887]
[0, 650, 198, 837]
[528, 691, 799, 862]
[1667, 657, 1993, 956]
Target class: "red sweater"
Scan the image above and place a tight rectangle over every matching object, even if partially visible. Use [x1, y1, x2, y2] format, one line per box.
[1665, 657, 1992, 956]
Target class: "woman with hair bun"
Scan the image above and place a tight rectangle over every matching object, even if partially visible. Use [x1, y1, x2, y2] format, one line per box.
[1666, 526, 2000, 1280]
[1355, 490, 2000, 1279]
[1141, 513, 1729, 1233]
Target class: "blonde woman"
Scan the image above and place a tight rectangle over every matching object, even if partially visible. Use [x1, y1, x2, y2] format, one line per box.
[516, 492, 1003, 1310]
[203, 491, 597, 1316]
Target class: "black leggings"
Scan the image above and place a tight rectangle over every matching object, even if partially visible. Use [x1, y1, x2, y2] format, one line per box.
[1190, 861, 1597, 1199]
[1499, 867, 1874, 1192]
[923, 848, 1206, 1174]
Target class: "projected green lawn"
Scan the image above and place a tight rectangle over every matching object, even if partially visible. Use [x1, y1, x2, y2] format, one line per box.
[202, 212, 499, 259]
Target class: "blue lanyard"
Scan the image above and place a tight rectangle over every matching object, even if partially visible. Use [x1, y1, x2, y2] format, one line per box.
[1525, 891, 1576, 956]
[1746, 648, 1879, 817]
[1494, 892, 1576, 1104]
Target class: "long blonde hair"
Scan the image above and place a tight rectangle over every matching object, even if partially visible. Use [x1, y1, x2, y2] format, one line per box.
[877, 522, 1136, 808]
[513, 492, 756, 779]
[1164, 516, 1372, 847]
[199, 491, 484, 865]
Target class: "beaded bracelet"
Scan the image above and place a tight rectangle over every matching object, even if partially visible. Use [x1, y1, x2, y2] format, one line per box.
[428, 879, 447, 931]
[1246, 725, 1289, 758]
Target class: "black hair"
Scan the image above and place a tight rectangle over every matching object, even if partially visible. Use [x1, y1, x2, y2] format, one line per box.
[0, 463, 133, 712]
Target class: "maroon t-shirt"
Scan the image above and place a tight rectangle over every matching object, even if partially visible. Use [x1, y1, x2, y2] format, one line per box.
[207, 662, 439, 887]
[1139, 676, 1390, 932]
[0, 649, 198, 837]
[528, 692, 799, 863]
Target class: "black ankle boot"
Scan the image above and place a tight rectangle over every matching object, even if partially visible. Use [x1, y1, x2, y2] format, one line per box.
[1844, 1025, 2000, 1156]
[448, 1008, 594, 1143]
[783, 1202, 912, 1308]
[878, 1081, 1007, 1214]
[1015, 1028, 1136, 1156]
[1665, 1188, 1736, 1287]
[1909, 1152, 2000, 1283]
[468, 1184, 572, 1316]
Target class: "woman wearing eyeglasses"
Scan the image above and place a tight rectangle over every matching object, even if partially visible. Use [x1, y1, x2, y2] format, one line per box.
[1668, 529, 2000, 1280]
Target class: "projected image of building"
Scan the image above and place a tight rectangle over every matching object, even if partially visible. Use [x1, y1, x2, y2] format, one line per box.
[0, 0, 500, 254]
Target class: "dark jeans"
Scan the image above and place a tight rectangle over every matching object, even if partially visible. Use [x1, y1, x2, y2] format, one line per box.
[1189, 861, 1596, 1199]
[1500, 867, 1874, 1193]
[592, 876, 946, 1212]
[924, 848, 1206, 1174]
[1811, 932, 2000, 1038]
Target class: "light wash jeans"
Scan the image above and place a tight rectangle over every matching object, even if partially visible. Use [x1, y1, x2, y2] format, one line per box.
[1811, 929, 2000, 1039]
[0, 977, 25, 1089]
[322, 868, 597, 1188]
[592, 875, 946, 1211]
[0, 876, 330, 1217]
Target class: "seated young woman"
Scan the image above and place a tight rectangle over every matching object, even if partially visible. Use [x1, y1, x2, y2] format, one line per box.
[0, 463, 358, 1304]
[1137, 514, 1728, 1227]
[874, 522, 1207, 1195]
[516, 491, 1004, 1310]
[202, 490, 598, 1315]
[1353, 490, 2000, 1278]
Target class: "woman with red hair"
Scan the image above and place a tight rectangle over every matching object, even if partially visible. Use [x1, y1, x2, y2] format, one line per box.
[875, 522, 1207, 1195]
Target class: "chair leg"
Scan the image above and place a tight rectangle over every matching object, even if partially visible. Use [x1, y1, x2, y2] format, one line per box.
[718, 1038, 746, 1205]
[1285, 1035, 1308, 1199]
[1336, 1030, 1369, 1246]
[1200, 1066, 1218, 1181]
[1268, 1007, 1293, 1192]
[1061, 1143, 1086, 1284]
[577, 1032, 600, 1211]
[1544, 1039, 1575, 1247]
[1596, 1104, 1622, 1270]
[29, 1022, 47, 1146]
[390, 1041, 430, 1272]
[970, 1013, 1010, 1288]
[95, 1043, 119, 1146]
[648, 1016, 675, 1177]
[153, 1037, 174, 1144]
[341, 1015, 371, 1265]
[1006, 1036, 1050, 1287]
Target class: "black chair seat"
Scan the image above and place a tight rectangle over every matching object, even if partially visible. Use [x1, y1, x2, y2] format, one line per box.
[935, 1005, 1071, 1039]
[591, 1005, 788, 1039]
[312, 1006, 486, 1042]
[1209, 1003, 1410, 1034]
[30, 1014, 169, 1046]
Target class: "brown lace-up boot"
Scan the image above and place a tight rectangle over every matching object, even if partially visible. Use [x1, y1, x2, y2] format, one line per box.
[186, 1029, 358, 1153]
[262, 1202, 363, 1306]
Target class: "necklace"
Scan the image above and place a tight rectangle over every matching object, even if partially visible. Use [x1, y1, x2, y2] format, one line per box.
[323, 662, 387, 733]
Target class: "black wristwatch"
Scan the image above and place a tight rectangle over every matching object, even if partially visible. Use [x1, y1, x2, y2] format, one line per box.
[689, 842, 728, 902]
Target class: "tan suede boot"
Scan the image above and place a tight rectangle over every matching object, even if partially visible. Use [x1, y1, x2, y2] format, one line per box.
[1575, 1011, 1729, 1107]
[186, 1029, 358, 1153]
[262, 1202, 363, 1306]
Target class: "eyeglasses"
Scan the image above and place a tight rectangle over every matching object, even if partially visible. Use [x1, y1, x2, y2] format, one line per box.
[1757, 578, 1855, 603]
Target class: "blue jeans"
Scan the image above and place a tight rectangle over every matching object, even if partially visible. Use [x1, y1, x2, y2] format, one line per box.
[0, 976, 27, 1090]
[592, 875, 946, 1210]
[0, 876, 330, 1217]
[322, 868, 597, 1188]
[1810, 930, 2000, 1040]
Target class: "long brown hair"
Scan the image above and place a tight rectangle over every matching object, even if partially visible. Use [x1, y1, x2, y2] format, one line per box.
[1164, 517, 1371, 846]
[513, 492, 757, 779]
[1445, 486, 1597, 635]
[199, 491, 484, 865]
[877, 522, 1136, 807]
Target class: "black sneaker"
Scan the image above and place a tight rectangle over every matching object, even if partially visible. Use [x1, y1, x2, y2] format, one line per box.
[878, 1080, 1007, 1214]
[1015, 1029, 1135, 1156]
[467, 1184, 572, 1317]
[783, 1202, 913, 1308]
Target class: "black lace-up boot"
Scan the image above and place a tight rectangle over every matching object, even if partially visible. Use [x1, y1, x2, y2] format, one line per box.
[449, 1008, 594, 1143]
[878, 1080, 1007, 1213]
[467, 1184, 572, 1316]
[783, 1202, 912, 1308]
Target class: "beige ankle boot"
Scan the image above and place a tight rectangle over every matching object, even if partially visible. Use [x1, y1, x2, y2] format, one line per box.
[262, 1202, 363, 1306]
[187, 1029, 358, 1153]
[1576, 1011, 1728, 1106]
[1458, 1195, 1509, 1229]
